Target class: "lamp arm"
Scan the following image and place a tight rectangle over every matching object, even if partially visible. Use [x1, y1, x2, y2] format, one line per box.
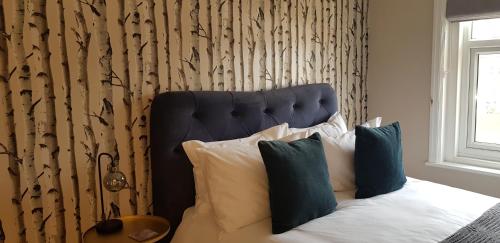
[98, 152, 113, 222]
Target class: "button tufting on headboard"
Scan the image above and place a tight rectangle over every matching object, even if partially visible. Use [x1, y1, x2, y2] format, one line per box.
[150, 84, 337, 242]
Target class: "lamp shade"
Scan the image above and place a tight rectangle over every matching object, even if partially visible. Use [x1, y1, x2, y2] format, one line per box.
[103, 165, 127, 192]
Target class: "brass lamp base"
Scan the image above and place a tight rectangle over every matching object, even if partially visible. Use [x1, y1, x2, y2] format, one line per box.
[95, 219, 123, 235]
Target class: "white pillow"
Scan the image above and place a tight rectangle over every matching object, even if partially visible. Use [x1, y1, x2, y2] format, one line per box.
[185, 114, 380, 232]
[288, 112, 348, 137]
[326, 116, 381, 191]
[283, 115, 382, 192]
[196, 143, 268, 232]
[190, 114, 352, 231]
[181, 114, 344, 231]
[321, 133, 357, 191]
[182, 123, 289, 214]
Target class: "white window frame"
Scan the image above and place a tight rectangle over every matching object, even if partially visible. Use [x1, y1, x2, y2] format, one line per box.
[429, 0, 500, 173]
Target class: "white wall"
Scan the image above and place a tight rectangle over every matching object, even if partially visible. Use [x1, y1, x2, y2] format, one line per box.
[368, 0, 500, 197]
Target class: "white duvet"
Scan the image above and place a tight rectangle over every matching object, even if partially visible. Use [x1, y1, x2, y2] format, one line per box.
[172, 178, 499, 243]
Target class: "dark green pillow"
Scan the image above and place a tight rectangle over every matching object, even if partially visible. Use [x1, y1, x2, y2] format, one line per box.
[258, 133, 337, 234]
[354, 122, 407, 199]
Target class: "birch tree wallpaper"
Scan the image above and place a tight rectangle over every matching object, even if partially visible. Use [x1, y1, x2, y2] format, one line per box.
[0, 0, 368, 242]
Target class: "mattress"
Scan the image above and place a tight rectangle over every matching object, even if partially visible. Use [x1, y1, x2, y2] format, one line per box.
[171, 178, 499, 243]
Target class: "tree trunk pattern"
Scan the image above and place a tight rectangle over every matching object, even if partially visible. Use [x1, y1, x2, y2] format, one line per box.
[342, 0, 349, 120]
[309, 4, 317, 84]
[90, 0, 120, 209]
[215, 0, 224, 90]
[11, 0, 46, 241]
[336, 0, 343, 112]
[330, 0, 337, 87]
[204, 0, 215, 91]
[323, 0, 330, 84]
[142, 0, 159, 215]
[55, 0, 81, 240]
[348, 0, 357, 127]
[117, 0, 137, 215]
[300, 0, 309, 84]
[238, 0, 245, 90]
[222, 0, 235, 90]
[247, 0, 255, 89]
[162, 0, 173, 92]
[354, 0, 362, 125]
[0, 2, 26, 241]
[128, 0, 151, 216]
[256, 0, 266, 90]
[292, 0, 299, 86]
[73, 0, 98, 226]
[0, 1, 368, 240]
[144, 0, 160, 94]
[361, 0, 369, 122]
[29, 0, 66, 241]
[317, 0, 324, 83]
[174, 0, 188, 90]
[276, 0, 283, 87]
[190, 0, 202, 90]
[283, 0, 292, 87]
[269, 0, 276, 88]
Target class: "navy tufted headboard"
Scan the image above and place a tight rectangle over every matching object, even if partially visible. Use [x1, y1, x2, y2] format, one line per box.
[150, 84, 338, 242]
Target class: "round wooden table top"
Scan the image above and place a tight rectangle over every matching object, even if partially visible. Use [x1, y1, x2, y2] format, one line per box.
[83, 215, 170, 243]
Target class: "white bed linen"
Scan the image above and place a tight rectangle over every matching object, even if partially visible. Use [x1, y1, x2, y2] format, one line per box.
[171, 178, 499, 243]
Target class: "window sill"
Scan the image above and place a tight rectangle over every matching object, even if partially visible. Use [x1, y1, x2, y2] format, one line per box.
[425, 161, 500, 178]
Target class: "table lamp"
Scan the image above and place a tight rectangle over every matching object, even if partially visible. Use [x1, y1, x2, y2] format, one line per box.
[96, 152, 128, 234]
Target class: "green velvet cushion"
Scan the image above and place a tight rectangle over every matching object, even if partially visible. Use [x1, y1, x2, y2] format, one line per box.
[258, 133, 337, 234]
[354, 122, 407, 199]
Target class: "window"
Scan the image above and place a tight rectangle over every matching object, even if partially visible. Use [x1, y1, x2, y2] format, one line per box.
[454, 19, 500, 164]
[471, 18, 500, 40]
[430, 0, 500, 171]
[474, 53, 500, 144]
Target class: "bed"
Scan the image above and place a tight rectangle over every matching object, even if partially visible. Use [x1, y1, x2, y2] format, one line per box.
[150, 84, 500, 243]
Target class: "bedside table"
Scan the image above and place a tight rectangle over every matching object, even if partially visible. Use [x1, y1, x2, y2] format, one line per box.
[83, 215, 170, 243]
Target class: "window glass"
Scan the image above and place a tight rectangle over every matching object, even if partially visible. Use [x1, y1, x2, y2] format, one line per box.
[471, 18, 500, 40]
[474, 53, 500, 144]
